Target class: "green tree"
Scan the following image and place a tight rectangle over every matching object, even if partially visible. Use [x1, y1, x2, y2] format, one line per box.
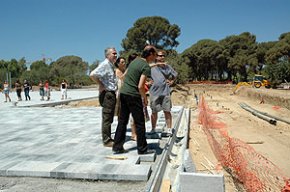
[7, 58, 26, 79]
[263, 32, 290, 84]
[256, 41, 276, 73]
[50, 56, 89, 86]
[121, 16, 181, 53]
[22, 60, 50, 85]
[265, 57, 290, 87]
[220, 32, 258, 81]
[0, 60, 9, 81]
[265, 32, 290, 64]
[89, 59, 100, 73]
[166, 50, 190, 83]
[181, 39, 225, 81]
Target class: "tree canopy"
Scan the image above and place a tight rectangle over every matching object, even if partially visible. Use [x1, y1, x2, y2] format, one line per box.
[121, 16, 180, 53]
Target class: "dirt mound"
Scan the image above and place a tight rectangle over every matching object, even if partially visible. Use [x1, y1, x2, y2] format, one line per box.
[68, 99, 100, 107]
[236, 86, 290, 110]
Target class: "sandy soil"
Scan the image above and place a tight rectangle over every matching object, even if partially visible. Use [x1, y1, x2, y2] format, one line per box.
[172, 84, 290, 192]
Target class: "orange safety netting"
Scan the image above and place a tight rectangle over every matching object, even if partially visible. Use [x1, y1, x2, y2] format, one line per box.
[198, 96, 290, 192]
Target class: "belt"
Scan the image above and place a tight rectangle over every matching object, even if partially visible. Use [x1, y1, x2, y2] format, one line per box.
[104, 90, 116, 94]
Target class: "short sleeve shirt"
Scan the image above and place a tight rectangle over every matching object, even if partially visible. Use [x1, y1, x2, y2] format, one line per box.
[150, 64, 178, 96]
[120, 58, 151, 97]
[90, 58, 117, 91]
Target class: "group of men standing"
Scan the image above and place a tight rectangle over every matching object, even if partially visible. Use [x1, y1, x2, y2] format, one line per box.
[90, 45, 177, 155]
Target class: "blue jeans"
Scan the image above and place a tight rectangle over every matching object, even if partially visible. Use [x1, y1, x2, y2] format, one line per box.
[24, 89, 30, 100]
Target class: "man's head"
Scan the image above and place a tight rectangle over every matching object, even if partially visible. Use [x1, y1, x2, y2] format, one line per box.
[141, 45, 157, 63]
[156, 50, 166, 63]
[105, 47, 117, 64]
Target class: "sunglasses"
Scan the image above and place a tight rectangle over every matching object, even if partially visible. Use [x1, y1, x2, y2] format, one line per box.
[157, 55, 165, 57]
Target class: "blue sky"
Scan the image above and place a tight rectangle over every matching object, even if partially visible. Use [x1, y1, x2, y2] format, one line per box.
[1, 0, 290, 64]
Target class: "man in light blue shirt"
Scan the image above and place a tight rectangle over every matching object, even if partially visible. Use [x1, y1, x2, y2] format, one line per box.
[90, 47, 118, 147]
[149, 50, 177, 136]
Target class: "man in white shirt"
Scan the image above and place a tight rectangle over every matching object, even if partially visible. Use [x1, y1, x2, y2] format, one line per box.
[90, 47, 118, 147]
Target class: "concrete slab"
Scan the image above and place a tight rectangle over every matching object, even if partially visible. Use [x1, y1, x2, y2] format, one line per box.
[179, 172, 224, 192]
[6, 161, 62, 177]
[0, 89, 183, 182]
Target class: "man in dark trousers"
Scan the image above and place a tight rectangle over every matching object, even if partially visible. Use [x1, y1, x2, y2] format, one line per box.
[90, 47, 118, 147]
[113, 45, 157, 154]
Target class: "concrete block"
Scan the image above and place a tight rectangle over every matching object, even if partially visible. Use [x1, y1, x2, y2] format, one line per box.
[0, 161, 20, 176]
[179, 172, 224, 192]
[183, 149, 196, 172]
[51, 162, 151, 181]
[6, 161, 62, 177]
[98, 164, 151, 181]
[51, 162, 103, 179]
[139, 152, 156, 162]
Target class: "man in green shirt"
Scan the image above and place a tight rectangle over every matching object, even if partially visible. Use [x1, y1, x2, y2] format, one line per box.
[113, 45, 157, 154]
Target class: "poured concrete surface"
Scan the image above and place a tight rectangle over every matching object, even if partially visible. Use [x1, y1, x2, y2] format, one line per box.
[0, 89, 182, 183]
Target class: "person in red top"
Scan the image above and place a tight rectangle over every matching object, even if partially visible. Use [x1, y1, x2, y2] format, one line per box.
[44, 80, 50, 101]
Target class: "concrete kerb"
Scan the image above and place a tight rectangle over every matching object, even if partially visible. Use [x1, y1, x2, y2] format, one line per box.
[146, 106, 225, 192]
[176, 108, 225, 192]
[20, 96, 98, 108]
[145, 107, 185, 192]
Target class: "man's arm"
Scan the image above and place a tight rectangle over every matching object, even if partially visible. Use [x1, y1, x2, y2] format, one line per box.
[149, 62, 167, 68]
[90, 69, 105, 92]
[166, 65, 178, 86]
[138, 74, 148, 106]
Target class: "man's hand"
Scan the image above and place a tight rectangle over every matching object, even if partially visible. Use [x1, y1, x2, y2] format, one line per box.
[166, 79, 175, 86]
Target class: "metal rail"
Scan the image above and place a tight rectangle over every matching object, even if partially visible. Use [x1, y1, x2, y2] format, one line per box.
[146, 107, 185, 192]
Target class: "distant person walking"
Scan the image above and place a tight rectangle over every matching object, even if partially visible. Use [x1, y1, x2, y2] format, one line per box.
[44, 80, 50, 101]
[60, 79, 68, 100]
[90, 47, 118, 147]
[15, 80, 22, 101]
[23, 80, 31, 101]
[39, 81, 45, 101]
[149, 50, 178, 136]
[2, 80, 11, 102]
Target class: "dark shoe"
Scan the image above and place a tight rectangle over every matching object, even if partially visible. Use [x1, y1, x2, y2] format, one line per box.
[112, 148, 128, 154]
[161, 128, 173, 137]
[138, 149, 155, 155]
[103, 141, 114, 147]
[148, 129, 156, 135]
[130, 136, 137, 141]
[161, 132, 172, 137]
